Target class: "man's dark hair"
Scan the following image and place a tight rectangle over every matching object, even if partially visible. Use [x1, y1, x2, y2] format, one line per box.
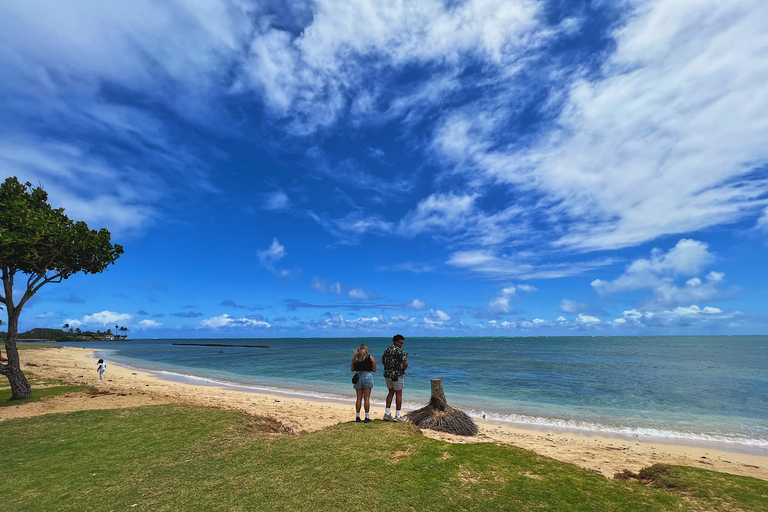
[393, 334, 404, 343]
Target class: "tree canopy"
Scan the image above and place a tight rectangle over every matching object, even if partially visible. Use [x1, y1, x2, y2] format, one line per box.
[0, 176, 123, 398]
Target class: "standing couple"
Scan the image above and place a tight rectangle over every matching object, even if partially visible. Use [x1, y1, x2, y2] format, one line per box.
[350, 334, 408, 423]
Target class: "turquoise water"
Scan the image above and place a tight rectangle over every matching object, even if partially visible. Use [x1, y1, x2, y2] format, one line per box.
[64, 335, 767, 449]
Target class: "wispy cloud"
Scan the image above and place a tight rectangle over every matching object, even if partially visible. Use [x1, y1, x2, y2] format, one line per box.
[310, 278, 343, 295]
[448, 250, 616, 280]
[257, 238, 291, 276]
[431, 0, 768, 253]
[348, 287, 378, 300]
[262, 191, 291, 211]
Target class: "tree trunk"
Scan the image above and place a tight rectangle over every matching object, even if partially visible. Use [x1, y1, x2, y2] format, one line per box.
[427, 379, 449, 410]
[4, 363, 32, 399]
[1, 309, 33, 399]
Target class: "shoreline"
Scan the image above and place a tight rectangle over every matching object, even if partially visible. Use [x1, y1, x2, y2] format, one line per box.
[4, 346, 767, 481]
[123, 359, 768, 457]
[96, 348, 768, 457]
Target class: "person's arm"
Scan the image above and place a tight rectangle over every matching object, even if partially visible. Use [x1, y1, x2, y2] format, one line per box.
[402, 359, 408, 372]
[370, 356, 376, 373]
[351, 359, 356, 372]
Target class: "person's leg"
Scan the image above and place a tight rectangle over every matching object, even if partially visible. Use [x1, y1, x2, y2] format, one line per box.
[355, 388, 363, 420]
[385, 388, 394, 409]
[363, 388, 371, 413]
[363, 388, 372, 422]
[395, 390, 403, 414]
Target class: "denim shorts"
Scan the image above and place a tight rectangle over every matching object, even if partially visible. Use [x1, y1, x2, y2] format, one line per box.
[353, 371, 374, 390]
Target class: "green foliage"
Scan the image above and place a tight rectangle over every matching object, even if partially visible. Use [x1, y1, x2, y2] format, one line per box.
[0, 177, 123, 280]
[2, 404, 766, 511]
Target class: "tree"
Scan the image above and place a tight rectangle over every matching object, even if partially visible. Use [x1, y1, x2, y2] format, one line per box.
[0, 177, 123, 399]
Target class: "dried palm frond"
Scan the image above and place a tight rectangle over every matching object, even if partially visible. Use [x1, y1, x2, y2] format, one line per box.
[406, 379, 478, 436]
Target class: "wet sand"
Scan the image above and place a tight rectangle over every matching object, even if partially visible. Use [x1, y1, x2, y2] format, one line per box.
[3, 346, 767, 481]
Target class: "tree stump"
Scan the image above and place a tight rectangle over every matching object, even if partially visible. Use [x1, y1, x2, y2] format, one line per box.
[405, 379, 478, 436]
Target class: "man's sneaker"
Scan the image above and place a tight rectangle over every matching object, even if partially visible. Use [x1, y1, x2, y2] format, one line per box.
[383, 414, 393, 421]
[363, 418, 371, 423]
[355, 417, 361, 422]
[393, 416, 406, 423]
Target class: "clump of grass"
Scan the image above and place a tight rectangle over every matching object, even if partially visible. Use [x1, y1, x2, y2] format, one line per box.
[614, 464, 682, 489]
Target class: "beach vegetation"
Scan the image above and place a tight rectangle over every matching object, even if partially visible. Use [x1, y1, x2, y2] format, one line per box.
[0, 177, 123, 399]
[0, 373, 95, 407]
[2, 404, 766, 511]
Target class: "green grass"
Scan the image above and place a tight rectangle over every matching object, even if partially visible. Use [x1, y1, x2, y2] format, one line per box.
[1, 404, 766, 511]
[0, 375, 96, 407]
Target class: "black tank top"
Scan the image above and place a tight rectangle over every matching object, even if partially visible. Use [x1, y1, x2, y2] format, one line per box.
[353, 356, 373, 371]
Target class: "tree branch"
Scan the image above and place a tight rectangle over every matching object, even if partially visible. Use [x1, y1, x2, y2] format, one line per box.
[16, 273, 64, 311]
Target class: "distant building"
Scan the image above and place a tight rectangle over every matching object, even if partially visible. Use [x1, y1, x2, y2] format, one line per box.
[103, 334, 116, 341]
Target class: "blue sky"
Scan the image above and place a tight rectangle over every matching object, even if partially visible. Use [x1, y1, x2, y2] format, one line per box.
[2, 0, 767, 337]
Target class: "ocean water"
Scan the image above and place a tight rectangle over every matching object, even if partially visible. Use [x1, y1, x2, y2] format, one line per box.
[62, 335, 768, 451]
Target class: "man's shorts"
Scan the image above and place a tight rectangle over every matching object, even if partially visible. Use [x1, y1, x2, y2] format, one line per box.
[385, 376, 404, 391]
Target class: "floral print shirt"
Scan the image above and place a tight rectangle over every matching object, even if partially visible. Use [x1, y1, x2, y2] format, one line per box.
[381, 344, 406, 379]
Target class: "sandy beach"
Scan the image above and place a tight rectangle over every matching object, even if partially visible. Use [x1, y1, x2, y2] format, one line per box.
[4, 346, 767, 482]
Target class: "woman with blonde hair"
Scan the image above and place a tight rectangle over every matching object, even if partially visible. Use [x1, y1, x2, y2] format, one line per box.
[351, 344, 376, 422]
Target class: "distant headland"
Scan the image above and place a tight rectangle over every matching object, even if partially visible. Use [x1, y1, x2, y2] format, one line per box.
[2, 327, 130, 342]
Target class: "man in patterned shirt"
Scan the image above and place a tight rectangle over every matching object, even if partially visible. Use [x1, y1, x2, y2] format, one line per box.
[382, 334, 408, 422]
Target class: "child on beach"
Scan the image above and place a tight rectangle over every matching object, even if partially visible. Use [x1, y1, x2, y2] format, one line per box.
[351, 344, 376, 423]
[97, 359, 106, 381]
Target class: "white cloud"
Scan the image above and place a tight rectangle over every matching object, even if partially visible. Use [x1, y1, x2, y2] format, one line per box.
[424, 309, 451, 324]
[448, 250, 615, 279]
[758, 207, 768, 231]
[257, 238, 290, 276]
[263, 191, 290, 211]
[311, 278, 342, 295]
[576, 313, 601, 325]
[399, 193, 478, 236]
[319, 313, 390, 330]
[199, 314, 271, 329]
[65, 311, 133, 327]
[410, 299, 426, 310]
[516, 284, 537, 292]
[0, 1, 249, 234]
[612, 304, 731, 327]
[591, 239, 726, 310]
[489, 286, 516, 313]
[431, 0, 768, 252]
[240, 0, 543, 134]
[137, 319, 162, 329]
[592, 239, 713, 293]
[309, 210, 394, 242]
[559, 299, 583, 314]
[349, 287, 378, 300]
